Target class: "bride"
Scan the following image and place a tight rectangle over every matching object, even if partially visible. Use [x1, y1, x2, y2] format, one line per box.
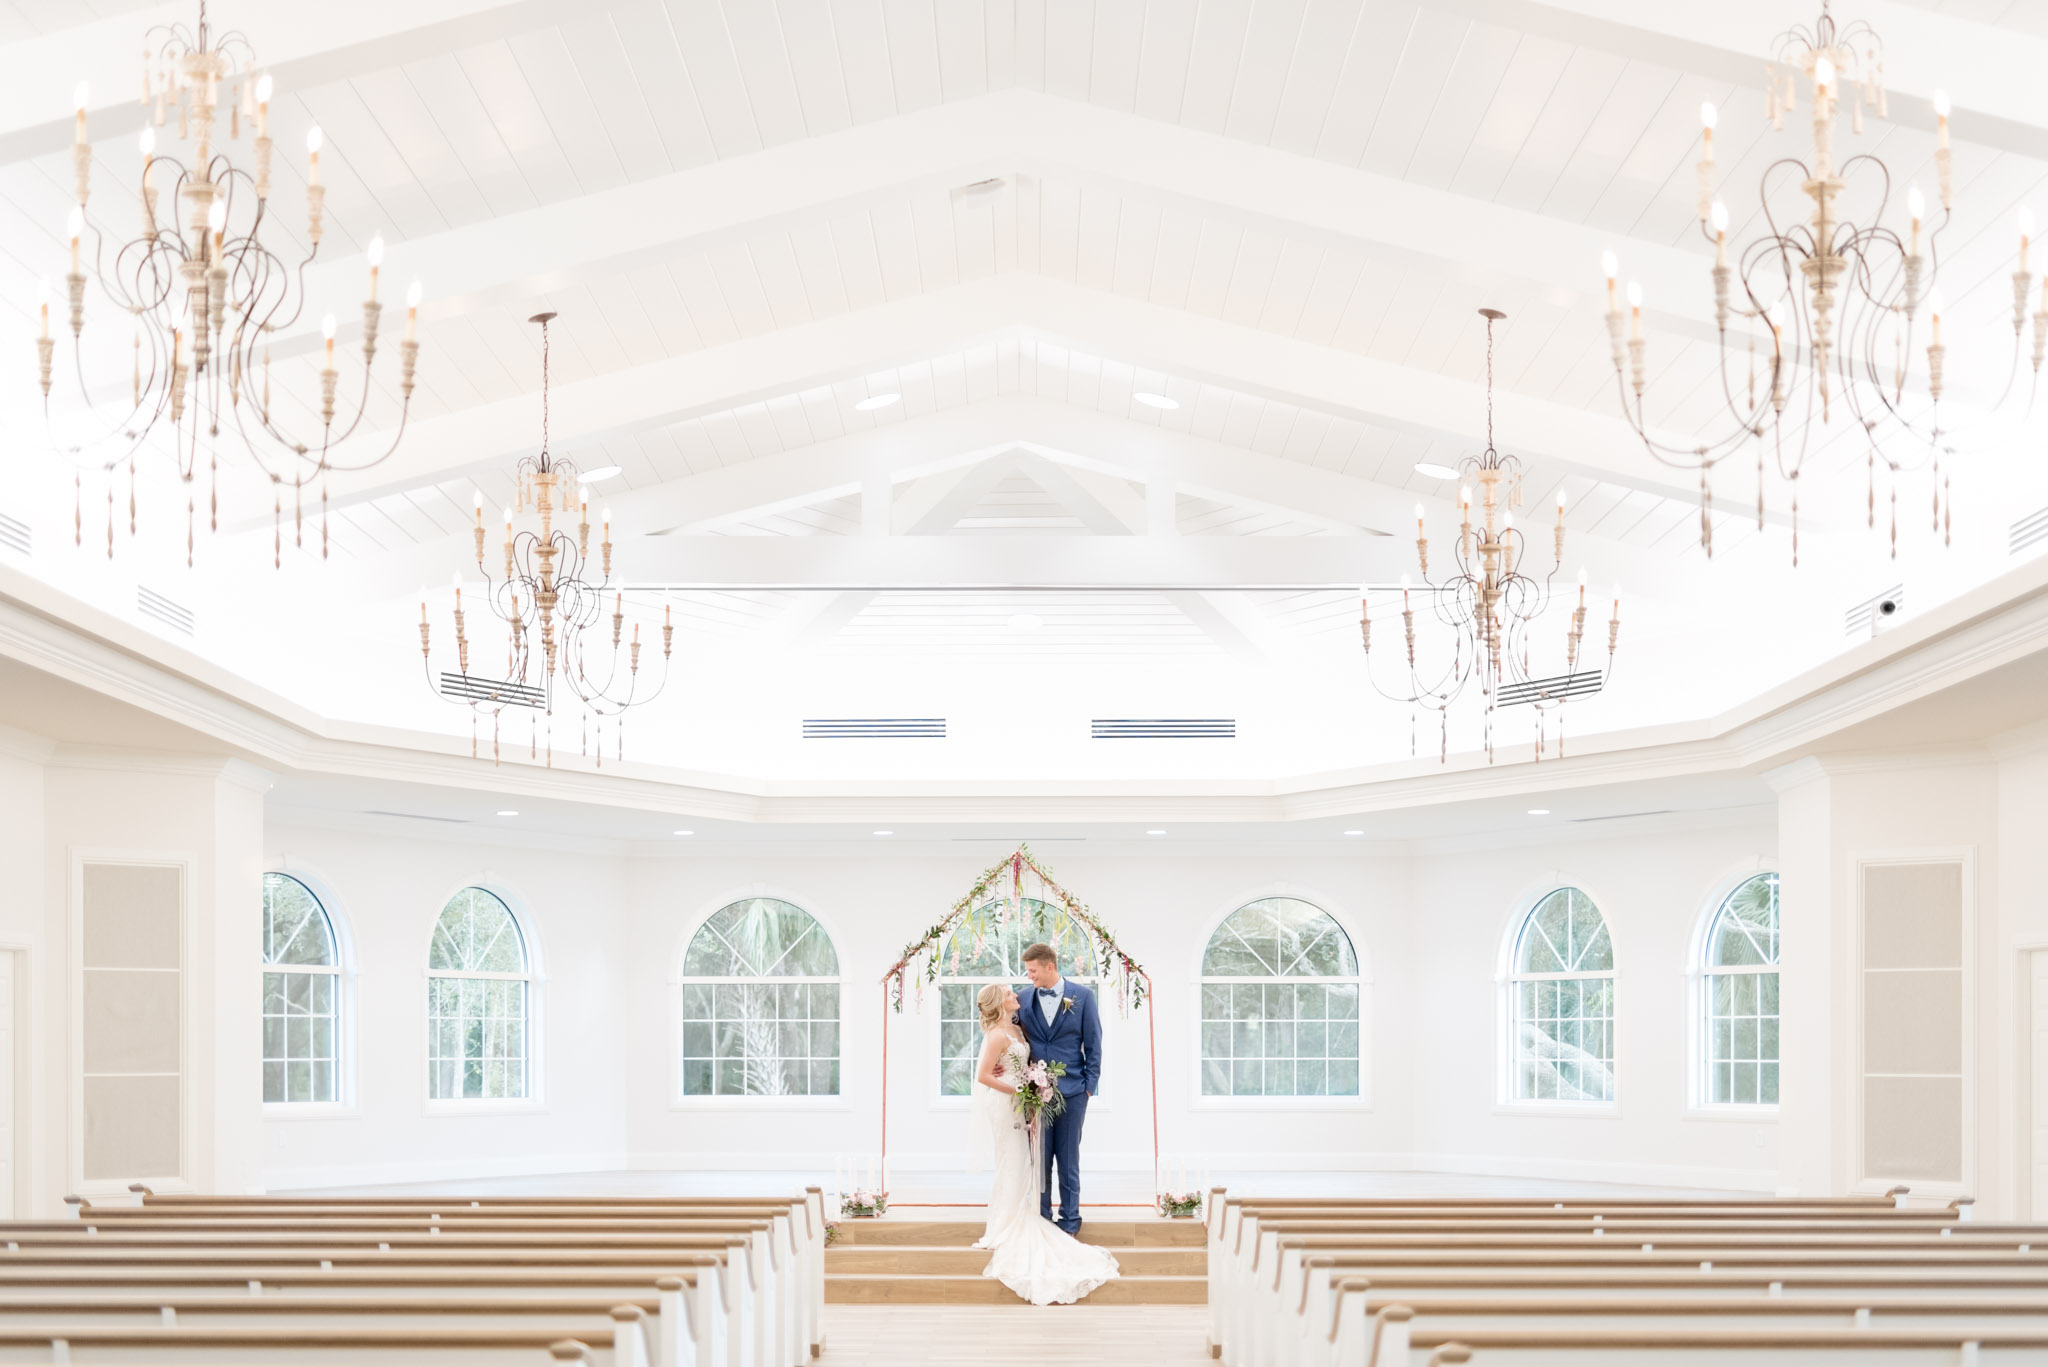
[969, 983, 1120, 1305]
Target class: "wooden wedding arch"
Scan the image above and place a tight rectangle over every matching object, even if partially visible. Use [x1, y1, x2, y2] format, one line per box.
[877, 846, 1160, 1201]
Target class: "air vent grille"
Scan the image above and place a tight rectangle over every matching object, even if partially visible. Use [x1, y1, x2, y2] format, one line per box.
[1497, 670, 1603, 707]
[0, 512, 27, 556]
[1091, 718, 1235, 739]
[440, 673, 545, 708]
[362, 810, 471, 825]
[1845, 585, 1905, 636]
[2013, 508, 2048, 556]
[136, 586, 194, 635]
[802, 718, 945, 739]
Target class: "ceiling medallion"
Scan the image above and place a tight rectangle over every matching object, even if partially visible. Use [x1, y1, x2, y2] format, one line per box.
[1603, 1, 2033, 564]
[1360, 310, 1619, 765]
[419, 313, 672, 767]
[36, 1, 421, 567]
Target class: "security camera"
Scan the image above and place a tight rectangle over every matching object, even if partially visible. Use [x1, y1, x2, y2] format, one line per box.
[1870, 597, 1901, 636]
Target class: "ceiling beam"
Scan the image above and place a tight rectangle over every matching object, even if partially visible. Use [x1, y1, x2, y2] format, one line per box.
[300, 275, 1720, 514]
[1435, 0, 2048, 157]
[0, 1, 580, 164]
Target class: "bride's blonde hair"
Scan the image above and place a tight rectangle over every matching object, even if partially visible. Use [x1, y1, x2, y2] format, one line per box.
[976, 982, 1013, 1031]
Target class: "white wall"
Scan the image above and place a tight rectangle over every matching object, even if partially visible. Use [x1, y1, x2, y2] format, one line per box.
[619, 853, 1415, 1177]
[260, 822, 632, 1190]
[1407, 818, 1781, 1192]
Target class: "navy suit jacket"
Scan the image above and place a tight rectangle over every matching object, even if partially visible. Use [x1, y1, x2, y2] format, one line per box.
[1017, 979, 1101, 1096]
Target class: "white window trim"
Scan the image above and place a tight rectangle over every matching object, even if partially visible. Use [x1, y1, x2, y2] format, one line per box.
[1497, 882, 1619, 1110]
[260, 871, 348, 1112]
[1684, 865, 1781, 1120]
[1190, 887, 1372, 1111]
[421, 884, 542, 1115]
[925, 895, 1114, 1112]
[668, 890, 846, 1110]
[924, 972, 1114, 1114]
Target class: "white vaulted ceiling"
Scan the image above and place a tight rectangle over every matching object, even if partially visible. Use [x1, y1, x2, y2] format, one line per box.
[4, 0, 2048, 800]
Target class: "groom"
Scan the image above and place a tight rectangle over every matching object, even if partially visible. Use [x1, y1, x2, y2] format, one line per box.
[1017, 941, 1101, 1235]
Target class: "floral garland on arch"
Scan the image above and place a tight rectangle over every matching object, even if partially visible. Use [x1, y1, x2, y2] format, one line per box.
[882, 845, 1149, 1016]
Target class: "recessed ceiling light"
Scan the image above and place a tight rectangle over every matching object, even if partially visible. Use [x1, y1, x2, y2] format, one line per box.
[1343, 829, 1365, 837]
[1133, 391, 1179, 410]
[576, 465, 621, 484]
[1007, 612, 1044, 632]
[1146, 829, 1167, 836]
[854, 393, 901, 412]
[1527, 808, 1550, 816]
[873, 829, 894, 836]
[672, 829, 694, 837]
[1414, 461, 1460, 480]
[497, 810, 519, 817]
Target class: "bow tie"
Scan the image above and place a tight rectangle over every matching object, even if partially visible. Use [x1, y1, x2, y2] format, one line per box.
[1037, 987, 1058, 997]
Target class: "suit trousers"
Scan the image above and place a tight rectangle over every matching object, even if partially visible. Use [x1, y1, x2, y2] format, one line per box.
[1039, 1089, 1089, 1234]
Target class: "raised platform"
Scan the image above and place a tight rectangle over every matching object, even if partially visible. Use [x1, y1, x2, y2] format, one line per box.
[827, 1220, 1207, 1305]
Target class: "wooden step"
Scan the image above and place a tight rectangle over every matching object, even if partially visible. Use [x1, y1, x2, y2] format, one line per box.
[826, 1274, 1207, 1305]
[827, 1245, 1206, 1275]
[831, 1219, 1206, 1247]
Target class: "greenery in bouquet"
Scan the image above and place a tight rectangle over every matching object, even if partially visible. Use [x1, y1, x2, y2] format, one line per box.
[1011, 1058, 1068, 1125]
[1157, 1191, 1204, 1219]
[839, 1189, 888, 1219]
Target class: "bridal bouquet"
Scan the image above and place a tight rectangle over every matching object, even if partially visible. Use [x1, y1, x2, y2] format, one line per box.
[1011, 1059, 1068, 1125]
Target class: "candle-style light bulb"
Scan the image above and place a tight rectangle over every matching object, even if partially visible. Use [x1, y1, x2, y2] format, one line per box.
[1626, 280, 1643, 340]
[2022, 208, 2037, 274]
[254, 73, 272, 137]
[138, 125, 154, 160]
[1812, 55, 1835, 100]
[366, 234, 384, 303]
[1933, 88, 1951, 147]
[1700, 100, 1717, 131]
[1556, 489, 1567, 521]
[66, 204, 83, 273]
[305, 125, 323, 185]
[207, 197, 225, 246]
[1930, 289, 1945, 344]
[37, 276, 50, 340]
[1601, 250, 1618, 310]
[1908, 184, 1926, 256]
[404, 278, 422, 342]
[1710, 199, 1729, 266]
[320, 311, 336, 365]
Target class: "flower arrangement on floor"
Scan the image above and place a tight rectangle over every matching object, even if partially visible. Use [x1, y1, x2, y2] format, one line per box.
[839, 1189, 887, 1219]
[1011, 1058, 1068, 1125]
[882, 845, 1151, 1016]
[1156, 1190, 1204, 1219]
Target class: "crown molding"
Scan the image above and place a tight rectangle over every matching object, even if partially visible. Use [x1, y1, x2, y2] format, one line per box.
[0, 721, 55, 765]
[4, 549, 2048, 823]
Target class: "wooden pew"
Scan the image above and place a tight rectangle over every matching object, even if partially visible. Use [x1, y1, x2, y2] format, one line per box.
[90, 1191, 828, 1364]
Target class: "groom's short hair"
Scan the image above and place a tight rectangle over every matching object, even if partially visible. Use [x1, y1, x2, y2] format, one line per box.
[1020, 941, 1057, 966]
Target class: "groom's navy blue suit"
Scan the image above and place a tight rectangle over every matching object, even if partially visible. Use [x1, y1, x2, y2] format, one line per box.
[1016, 977, 1101, 1235]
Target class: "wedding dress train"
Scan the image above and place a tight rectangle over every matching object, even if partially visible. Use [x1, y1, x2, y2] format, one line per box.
[972, 1034, 1120, 1305]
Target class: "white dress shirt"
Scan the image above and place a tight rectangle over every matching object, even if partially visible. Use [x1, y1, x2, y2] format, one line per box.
[1036, 975, 1066, 1026]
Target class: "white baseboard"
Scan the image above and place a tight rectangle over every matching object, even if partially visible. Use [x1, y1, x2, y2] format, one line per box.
[263, 1150, 631, 1192]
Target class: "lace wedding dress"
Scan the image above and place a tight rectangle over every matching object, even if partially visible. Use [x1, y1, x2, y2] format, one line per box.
[971, 1032, 1120, 1305]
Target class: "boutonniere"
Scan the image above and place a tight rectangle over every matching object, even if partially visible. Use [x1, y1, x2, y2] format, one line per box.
[1060, 996, 1075, 1014]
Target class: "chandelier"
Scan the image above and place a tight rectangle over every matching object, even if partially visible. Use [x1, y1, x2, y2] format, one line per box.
[419, 313, 672, 767]
[1360, 310, 1620, 764]
[1603, 2, 2044, 565]
[37, 1, 420, 565]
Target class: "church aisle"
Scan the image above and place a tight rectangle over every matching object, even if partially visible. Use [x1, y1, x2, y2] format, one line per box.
[820, 1306, 1210, 1363]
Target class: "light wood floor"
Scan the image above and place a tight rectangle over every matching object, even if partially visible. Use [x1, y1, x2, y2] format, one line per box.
[821, 1306, 1209, 1363]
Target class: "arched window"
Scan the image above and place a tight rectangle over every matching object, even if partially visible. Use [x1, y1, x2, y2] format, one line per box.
[1200, 897, 1361, 1097]
[1703, 873, 1780, 1105]
[680, 898, 841, 1097]
[937, 899, 1096, 1096]
[1508, 887, 1615, 1103]
[262, 873, 340, 1104]
[427, 887, 531, 1101]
